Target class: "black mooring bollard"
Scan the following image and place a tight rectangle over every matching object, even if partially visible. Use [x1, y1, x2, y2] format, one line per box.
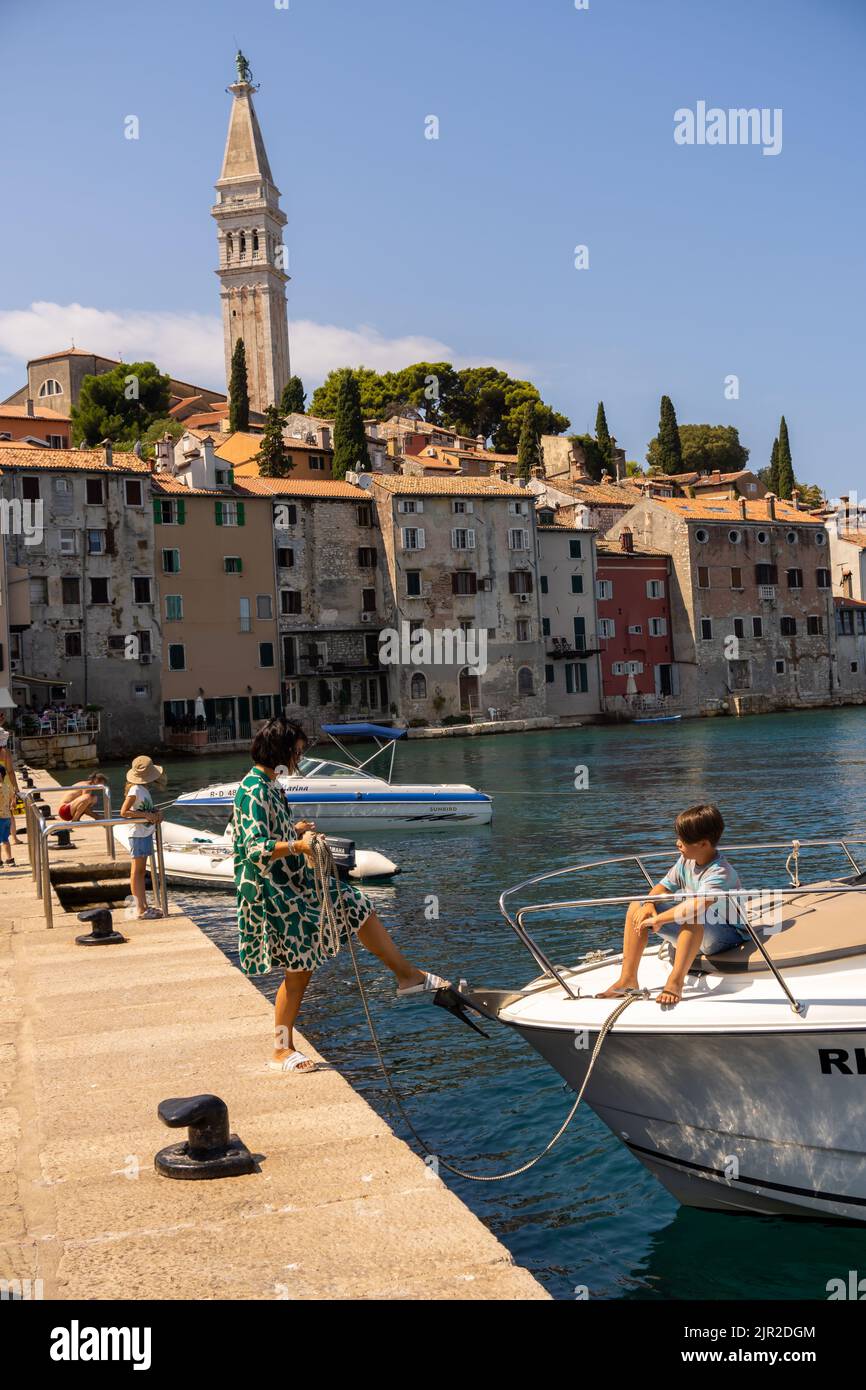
[54, 828, 73, 849]
[155, 1094, 256, 1180]
[75, 907, 127, 947]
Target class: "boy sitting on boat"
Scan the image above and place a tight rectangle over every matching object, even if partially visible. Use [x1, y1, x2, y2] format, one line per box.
[598, 803, 747, 1007]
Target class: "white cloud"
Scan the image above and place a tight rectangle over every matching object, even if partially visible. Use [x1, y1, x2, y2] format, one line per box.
[0, 301, 524, 395]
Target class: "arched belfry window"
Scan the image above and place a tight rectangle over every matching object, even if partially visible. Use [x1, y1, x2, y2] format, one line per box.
[239, 232, 246, 259]
[39, 379, 63, 398]
[252, 229, 260, 256]
[226, 233, 233, 262]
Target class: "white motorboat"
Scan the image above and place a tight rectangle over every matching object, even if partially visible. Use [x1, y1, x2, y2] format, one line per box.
[173, 723, 493, 832]
[449, 838, 866, 1222]
[113, 821, 399, 886]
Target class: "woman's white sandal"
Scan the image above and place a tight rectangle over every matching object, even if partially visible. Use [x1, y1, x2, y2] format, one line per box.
[268, 1051, 316, 1073]
[396, 971, 448, 998]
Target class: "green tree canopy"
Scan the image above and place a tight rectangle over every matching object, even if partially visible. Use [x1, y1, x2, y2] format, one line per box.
[674, 424, 749, 475]
[595, 401, 615, 470]
[310, 361, 569, 452]
[766, 435, 780, 495]
[256, 404, 294, 478]
[331, 370, 370, 479]
[229, 339, 249, 433]
[71, 361, 171, 446]
[279, 376, 306, 415]
[516, 401, 541, 478]
[568, 434, 607, 483]
[776, 415, 795, 499]
[646, 395, 683, 474]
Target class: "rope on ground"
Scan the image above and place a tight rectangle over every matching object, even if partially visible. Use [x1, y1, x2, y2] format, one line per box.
[307, 834, 648, 1182]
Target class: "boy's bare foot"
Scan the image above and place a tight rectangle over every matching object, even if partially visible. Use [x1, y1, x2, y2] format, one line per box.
[657, 975, 683, 1007]
[596, 978, 639, 999]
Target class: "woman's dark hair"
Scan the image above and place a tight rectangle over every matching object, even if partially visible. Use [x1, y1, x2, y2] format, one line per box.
[675, 803, 724, 846]
[251, 716, 309, 772]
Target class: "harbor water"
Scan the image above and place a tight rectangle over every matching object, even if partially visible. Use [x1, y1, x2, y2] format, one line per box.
[65, 707, 866, 1300]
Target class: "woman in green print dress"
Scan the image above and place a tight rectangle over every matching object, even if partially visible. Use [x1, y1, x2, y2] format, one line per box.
[234, 716, 446, 1073]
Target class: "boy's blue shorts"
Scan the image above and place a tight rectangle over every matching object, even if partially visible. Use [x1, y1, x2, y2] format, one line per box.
[654, 919, 746, 956]
[129, 833, 154, 859]
[0, 818, 10, 845]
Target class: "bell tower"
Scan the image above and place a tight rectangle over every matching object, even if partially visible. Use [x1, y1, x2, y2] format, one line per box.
[212, 52, 290, 415]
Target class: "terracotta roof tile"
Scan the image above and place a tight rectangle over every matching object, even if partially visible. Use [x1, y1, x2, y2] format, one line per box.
[596, 538, 671, 558]
[152, 474, 366, 500]
[0, 405, 72, 422]
[544, 479, 643, 505]
[0, 446, 148, 473]
[834, 595, 866, 609]
[650, 496, 824, 526]
[372, 474, 531, 498]
[836, 530, 866, 549]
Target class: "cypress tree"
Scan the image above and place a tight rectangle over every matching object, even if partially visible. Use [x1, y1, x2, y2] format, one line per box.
[656, 395, 683, 475]
[767, 436, 780, 495]
[516, 401, 541, 479]
[332, 370, 369, 479]
[256, 404, 293, 478]
[280, 376, 306, 415]
[595, 400, 613, 468]
[776, 416, 794, 499]
[228, 339, 249, 433]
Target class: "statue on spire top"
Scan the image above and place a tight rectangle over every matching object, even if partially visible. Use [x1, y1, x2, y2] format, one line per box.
[235, 50, 252, 84]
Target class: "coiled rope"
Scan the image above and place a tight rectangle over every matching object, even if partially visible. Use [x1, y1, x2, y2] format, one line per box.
[307, 834, 648, 1183]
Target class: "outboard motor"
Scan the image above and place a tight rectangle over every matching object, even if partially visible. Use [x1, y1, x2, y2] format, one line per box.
[324, 836, 356, 877]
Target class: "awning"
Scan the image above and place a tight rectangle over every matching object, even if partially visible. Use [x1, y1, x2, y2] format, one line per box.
[0, 686, 17, 710]
[9, 674, 70, 687]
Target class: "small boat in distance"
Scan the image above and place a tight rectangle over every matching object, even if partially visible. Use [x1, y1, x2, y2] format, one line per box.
[633, 714, 683, 724]
[173, 723, 493, 833]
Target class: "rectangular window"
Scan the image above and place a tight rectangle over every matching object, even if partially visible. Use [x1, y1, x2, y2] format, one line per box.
[516, 618, 531, 641]
[596, 579, 612, 600]
[276, 503, 298, 527]
[598, 618, 615, 639]
[571, 575, 583, 594]
[452, 572, 478, 595]
[256, 594, 273, 620]
[133, 577, 152, 604]
[397, 499, 421, 514]
[647, 579, 665, 599]
[125, 479, 143, 506]
[29, 577, 48, 604]
[807, 615, 824, 636]
[259, 642, 275, 668]
[540, 575, 548, 594]
[752, 616, 763, 638]
[775, 658, 786, 675]
[137, 630, 152, 657]
[406, 570, 421, 596]
[216, 500, 243, 527]
[816, 568, 831, 589]
[64, 631, 82, 658]
[280, 590, 302, 615]
[786, 568, 803, 589]
[59, 528, 76, 555]
[697, 567, 710, 589]
[545, 664, 555, 684]
[565, 662, 589, 695]
[452, 499, 474, 514]
[756, 563, 778, 585]
[508, 571, 533, 594]
[61, 577, 80, 605]
[224, 556, 242, 573]
[162, 548, 180, 573]
[165, 594, 183, 621]
[87, 529, 106, 555]
[452, 528, 476, 551]
[780, 616, 797, 636]
[47, 434, 64, 449]
[508, 500, 528, 516]
[85, 477, 104, 505]
[730, 567, 742, 589]
[362, 588, 376, 612]
[569, 539, 582, 559]
[700, 617, 713, 640]
[22, 475, 40, 501]
[215, 469, 229, 486]
[90, 578, 110, 604]
[508, 529, 529, 551]
[357, 504, 372, 526]
[838, 609, 855, 635]
[733, 617, 745, 639]
[240, 597, 252, 631]
[542, 617, 550, 636]
[573, 616, 586, 650]
[401, 527, 425, 550]
[168, 643, 185, 671]
[277, 547, 294, 568]
[649, 617, 668, 637]
[358, 547, 378, 567]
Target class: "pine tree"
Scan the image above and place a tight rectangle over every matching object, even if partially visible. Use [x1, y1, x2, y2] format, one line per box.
[228, 339, 249, 433]
[595, 401, 614, 469]
[332, 370, 369, 479]
[776, 416, 794, 499]
[516, 402, 541, 479]
[256, 405, 293, 478]
[656, 395, 683, 475]
[280, 376, 306, 415]
[767, 436, 780, 495]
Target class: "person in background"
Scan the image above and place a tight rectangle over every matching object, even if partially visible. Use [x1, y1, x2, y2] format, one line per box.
[0, 727, 20, 850]
[57, 773, 108, 822]
[120, 756, 166, 920]
[0, 765, 16, 866]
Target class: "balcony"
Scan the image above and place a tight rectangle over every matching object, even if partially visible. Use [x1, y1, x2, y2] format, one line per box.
[759, 585, 776, 602]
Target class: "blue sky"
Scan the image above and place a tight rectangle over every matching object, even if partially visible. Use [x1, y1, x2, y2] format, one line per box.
[0, 0, 863, 495]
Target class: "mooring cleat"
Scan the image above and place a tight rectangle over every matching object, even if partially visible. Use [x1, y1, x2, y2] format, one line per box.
[433, 984, 489, 1038]
[155, 1093, 256, 1180]
[75, 907, 127, 946]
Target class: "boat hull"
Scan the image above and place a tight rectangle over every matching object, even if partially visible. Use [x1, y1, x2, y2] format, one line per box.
[515, 1021, 866, 1221]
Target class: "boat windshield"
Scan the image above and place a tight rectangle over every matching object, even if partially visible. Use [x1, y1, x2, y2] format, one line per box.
[296, 757, 376, 780]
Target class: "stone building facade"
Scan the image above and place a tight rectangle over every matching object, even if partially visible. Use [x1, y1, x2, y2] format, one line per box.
[0, 446, 161, 752]
[607, 495, 835, 714]
[833, 597, 866, 697]
[536, 523, 602, 718]
[370, 474, 546, 724]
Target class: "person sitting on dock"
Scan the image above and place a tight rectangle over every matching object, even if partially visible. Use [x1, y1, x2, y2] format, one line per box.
[598, 803, 747, 1008]
[57, 773, 108, 822]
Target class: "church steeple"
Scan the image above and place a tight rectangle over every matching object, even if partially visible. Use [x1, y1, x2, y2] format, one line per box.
[212, 53, 290, 416]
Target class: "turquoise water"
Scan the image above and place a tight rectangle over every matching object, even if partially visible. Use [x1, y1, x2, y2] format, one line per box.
[60, 709, 866, 1299]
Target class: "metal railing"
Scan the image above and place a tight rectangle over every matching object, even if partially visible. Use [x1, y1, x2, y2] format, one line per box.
[498, 838, 866, 1015]
[21, 783, 116, 886]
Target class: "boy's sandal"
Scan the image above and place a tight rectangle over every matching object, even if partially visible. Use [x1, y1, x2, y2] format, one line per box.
[396, 971, 449, 998]
[268, 1051, 316, 1073]
[136, 907, 163, 920]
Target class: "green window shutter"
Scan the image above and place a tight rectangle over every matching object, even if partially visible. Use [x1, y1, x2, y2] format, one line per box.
[237, 502, 245, 526]
[152, 498, 162, 524]
[177, 499, 186, 525]
[228, 469, 235, 485]
[215, 500, 223, 526]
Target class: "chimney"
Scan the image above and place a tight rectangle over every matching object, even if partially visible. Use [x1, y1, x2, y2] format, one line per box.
[101, 438, 113, 468]
[600, 470, 612, 485]
[530, 464, 544, 480]
[319, 425, 331, 450]
[791, 489, 800, 511]
[738, 496, 747, 519]
[476, 434, 485, 450]
[620, 528, 634, 553]
[766, 491, 777, 520]
[26, 397, 34, 418]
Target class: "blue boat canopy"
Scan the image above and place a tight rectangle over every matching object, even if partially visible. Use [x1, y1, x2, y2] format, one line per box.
[320, 723, 406, 740]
